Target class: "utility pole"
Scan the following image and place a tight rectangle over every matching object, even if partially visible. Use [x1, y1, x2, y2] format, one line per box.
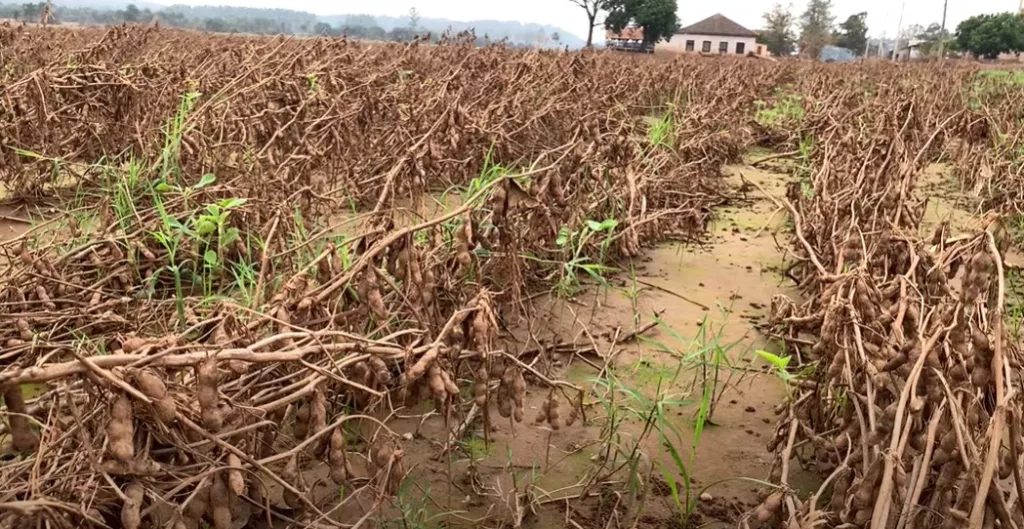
[938, 0, 948, 58]
[891, 0, 906, 60]
[941, 0, 947, 34]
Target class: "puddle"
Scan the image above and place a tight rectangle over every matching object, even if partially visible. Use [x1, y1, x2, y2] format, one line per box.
[370, 160, 820, 526]
[918, 163, 1024, 267]
[0, 158, 824, 526]
[0, 205, 41, 243]
[918, 163, 979, 235]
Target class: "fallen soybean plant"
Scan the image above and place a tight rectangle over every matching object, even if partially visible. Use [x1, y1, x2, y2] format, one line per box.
[757, 65, 1024, 529]
[0, 25, 780, 529]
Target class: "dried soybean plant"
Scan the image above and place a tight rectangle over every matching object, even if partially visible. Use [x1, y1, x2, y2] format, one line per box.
[948, 68, 1024, 221]
[758, 64, 1024, 529]
[0, 25, 784, 529]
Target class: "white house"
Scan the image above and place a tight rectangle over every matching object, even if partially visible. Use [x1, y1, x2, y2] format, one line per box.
[894, 39, 925, 61]
[657, 14, 763, 56]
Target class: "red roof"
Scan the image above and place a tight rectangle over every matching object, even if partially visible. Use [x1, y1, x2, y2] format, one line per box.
[606, 27, 645, 41]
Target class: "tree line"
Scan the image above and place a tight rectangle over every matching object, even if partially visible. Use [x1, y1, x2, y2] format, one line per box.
[758, 1, 869, 58]
[0, 3, 443, 43]
[567, 0, 1024, 60]
[758, 1, 1023, 60]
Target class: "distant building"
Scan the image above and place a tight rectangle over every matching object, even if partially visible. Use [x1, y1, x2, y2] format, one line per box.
[605, 26, 653, 53]
[819, 45, 857, 63]
[658, 14, 765, 56]
[894, 39, 924, 61]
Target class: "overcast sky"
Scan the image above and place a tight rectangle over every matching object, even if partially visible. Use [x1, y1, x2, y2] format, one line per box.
[172, 0, 1023, 42]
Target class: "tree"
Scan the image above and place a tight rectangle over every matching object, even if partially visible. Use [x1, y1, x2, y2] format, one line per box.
[313, 22, 332, 35]
[760, 3, 796, 56]
[122, 3, 139, 22]
[798, 0, 833, 59]
[568, 0, 604, 47]
[834, 12, 867, 54]
[408, 7, 419, 31]
[21, 3, 39, 20]
[604, 0, 678, 45]
[202, 17, 226, 32]
[913, 22, 951, 56]
[389, 26, 416, 42]
[955, 13, 1024, 59]
[918, 22, 949, 41]
[551, 31, 561, 42]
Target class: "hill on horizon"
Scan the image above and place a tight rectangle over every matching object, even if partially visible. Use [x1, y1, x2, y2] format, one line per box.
[318, 13, 584, 48]
[43, 0, 584, 47]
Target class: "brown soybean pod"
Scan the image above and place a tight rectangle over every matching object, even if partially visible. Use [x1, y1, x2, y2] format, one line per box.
[209, 472, 232, 529]
[108, 393, 135, 462]
[120, 482, 144, 529]
[4, 385, 37, 452]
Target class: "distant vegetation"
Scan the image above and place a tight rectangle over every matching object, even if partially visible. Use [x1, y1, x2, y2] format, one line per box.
[0, 1, 581, 47]
[955, 12, 1024, 59]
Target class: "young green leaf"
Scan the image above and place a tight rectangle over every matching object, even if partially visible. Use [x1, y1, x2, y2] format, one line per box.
[756, 350, 791, 371]
[222, 227, 240, 247]
[587, 218, 619, 232]
[556, 226, 570, 247]
[220, 198, 247, 210]
[196, 219, 217, 236]
[195, 173, 216, 189]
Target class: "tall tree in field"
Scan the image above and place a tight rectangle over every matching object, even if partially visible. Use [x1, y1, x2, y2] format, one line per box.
[834, 12, 867, 54]
[408, 7, 420, 31]
[604, 0, 679, 45]
[568, 0, 604, 47]
[799, 0, 834, 59]
[955, 12, 1024, 59]
[760, 3, 796, 56]
[122, 3, 140, 22]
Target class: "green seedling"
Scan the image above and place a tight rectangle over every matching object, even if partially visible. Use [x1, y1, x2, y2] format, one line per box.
[305, 73, 320, 95]
[160, 90, 200, 184]
[757, 348, 815, 396]
[552, 218, 619, 297]
[155, 172, 216, 209]
[193, 197, 246, 297]
[754, 93, 805, 129]
[648, 108, 675, 150]
[149, 228, 190, 325]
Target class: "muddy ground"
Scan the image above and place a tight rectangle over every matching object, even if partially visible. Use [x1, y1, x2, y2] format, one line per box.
[0, 154, 992, 529]
[298, 155, 817, 528]
[363, 155, 994, 529]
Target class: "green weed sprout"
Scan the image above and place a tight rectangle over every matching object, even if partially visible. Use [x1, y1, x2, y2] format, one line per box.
[754, 93, 805, 129]
[648, 109, 675, 150]
[552, 218, 619, 297]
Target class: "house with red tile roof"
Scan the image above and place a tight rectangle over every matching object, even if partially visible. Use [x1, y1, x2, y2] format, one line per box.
[605, 26, 653, 53]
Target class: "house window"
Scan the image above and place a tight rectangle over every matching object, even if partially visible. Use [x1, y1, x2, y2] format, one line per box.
[702, 41, 711, 52]
[736, 42, 745, 55]
[719, 41, 728, 54]
[685, 40, 694, 52]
